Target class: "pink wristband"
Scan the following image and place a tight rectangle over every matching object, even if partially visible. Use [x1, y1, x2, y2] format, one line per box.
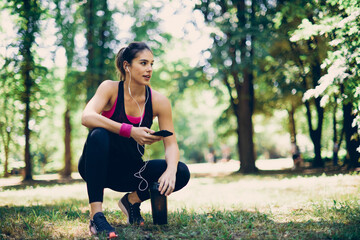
[119, 123, 133, 138]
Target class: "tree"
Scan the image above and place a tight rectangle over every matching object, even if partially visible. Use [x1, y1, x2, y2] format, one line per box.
[53, 0, 84, 178]
[0, 58, 19, 177]
[5, 0, 43, 180]
[83, 0, 116, 102]
[255, 49, 305, 146]
[197, 0, 273, 173]
[271, 0, 331, 167]
[293, 0, 360, 167]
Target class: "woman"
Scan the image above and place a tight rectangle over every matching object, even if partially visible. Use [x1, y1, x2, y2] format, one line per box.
[78, 42, 190, 238]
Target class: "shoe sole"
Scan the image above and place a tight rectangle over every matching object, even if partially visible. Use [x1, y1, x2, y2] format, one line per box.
[118, 199, 130, 225]
[89, 230, 118, 239]
[118, 198, 145, 226]
[89, 222, 118, 239]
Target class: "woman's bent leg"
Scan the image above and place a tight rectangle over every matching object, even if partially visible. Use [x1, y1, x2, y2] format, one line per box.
[136, 160, 190, 201]
[78, 128, 110, 203]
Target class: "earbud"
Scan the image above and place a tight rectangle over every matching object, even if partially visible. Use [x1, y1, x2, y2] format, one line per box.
[127, 66, 131, 94]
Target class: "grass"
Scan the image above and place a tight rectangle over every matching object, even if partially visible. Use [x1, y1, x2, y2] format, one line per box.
[0, 170, 360, 239]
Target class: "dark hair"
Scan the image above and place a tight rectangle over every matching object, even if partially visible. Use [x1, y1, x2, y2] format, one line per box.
[115, 42, 152, 81]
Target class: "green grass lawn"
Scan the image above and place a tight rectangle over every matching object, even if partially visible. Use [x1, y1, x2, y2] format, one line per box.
[0, 169, 359, 239]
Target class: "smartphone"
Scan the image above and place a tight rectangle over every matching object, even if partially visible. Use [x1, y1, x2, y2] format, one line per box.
[151, 130, 173, 137]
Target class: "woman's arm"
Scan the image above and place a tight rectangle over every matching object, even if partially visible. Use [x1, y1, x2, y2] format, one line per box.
[82, 80, 161, 144]
[154, 92, 180, 196]
[81, 80, 123, 134]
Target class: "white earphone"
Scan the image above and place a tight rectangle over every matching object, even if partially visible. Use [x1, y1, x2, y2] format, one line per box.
[126, 66, 132, 95]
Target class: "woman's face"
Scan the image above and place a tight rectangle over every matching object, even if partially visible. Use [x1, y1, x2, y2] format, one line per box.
[127, 50, 154, 86]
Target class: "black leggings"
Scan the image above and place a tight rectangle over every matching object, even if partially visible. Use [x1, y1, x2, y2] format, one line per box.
[78, 128, 190, 203]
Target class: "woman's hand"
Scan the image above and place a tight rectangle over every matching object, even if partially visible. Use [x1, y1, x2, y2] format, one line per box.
[130, 127, 162, 145]
[158, 168, 177, 196]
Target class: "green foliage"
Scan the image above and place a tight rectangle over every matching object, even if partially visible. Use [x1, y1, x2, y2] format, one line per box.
[0, 58, 23, 176]
[127, 0, 172, 56]
[83, 0, 117, 101]
[2, 0, 58, 179]
[52, 0, 85, 107]
[295, 1, 360, 115]
[2, 0, 359, 174]
[195, 0, 278, 171]
[291, 0, 360, 156]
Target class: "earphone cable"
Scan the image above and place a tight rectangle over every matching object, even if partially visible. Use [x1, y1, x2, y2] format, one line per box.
[128, 70, 150, 191]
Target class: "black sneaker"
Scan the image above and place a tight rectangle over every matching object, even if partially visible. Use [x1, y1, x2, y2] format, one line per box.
[118, 193, 145, 225]
[89, 212, 118, 239]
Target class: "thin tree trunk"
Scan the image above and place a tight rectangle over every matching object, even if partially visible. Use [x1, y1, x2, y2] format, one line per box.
[304, 99, 323, 168]
[4, 131, 10, 178]
[291, 37, 324, 168]
[311, 58, 324, 167]
[332, 101, 339, 166]
[14, 0, 41, 181]
[23, 16, 33, 181]
[24, 67, 32, 181]
[22, 0, 39, 181]
[1, 119, 11, 178]
[288, 102, 297, 144]
[303, 57, 324, 168]
[62, 106, 72, 178]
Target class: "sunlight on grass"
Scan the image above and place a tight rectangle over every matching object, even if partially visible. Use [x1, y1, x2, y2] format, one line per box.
[1, 171, 359, 215]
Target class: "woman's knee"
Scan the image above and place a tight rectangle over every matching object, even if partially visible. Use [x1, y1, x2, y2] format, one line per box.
[88, 128, 110, 147]
[82, 128, 110, 171]
[176, 162, 190, 189]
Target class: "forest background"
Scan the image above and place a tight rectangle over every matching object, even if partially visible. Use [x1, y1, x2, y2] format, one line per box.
[0, 0, 359, 181]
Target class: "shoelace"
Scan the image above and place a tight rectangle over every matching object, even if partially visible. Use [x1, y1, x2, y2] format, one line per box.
[130, 203, 143, 223]
[94, 214, 114, 232]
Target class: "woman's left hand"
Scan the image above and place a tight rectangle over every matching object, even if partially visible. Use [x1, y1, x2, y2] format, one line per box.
[157, 169, 177, 197]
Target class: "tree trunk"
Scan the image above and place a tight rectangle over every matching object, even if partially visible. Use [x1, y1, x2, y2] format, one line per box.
[236, 0, 256, 173]
[311, 57, 324, 167]
[1, 123, 11, 178]
[21, 0, 39, 181]
[304, 99, 323, 167]
[62, 106, 72, 178]
[303, 50, 324, 168]
[332, 101, 339, 166]
[12, 0, 40, 181]
[85, 0, 98, 102]
[23, 8, 33, 181]
[312, 126, 322, 167]
[288, 101, 297, 144]
[237, 75, 256, 173]
[4, 131, 10, 178]
[343, 102, 360, 168]
[23, 66, 32, 181]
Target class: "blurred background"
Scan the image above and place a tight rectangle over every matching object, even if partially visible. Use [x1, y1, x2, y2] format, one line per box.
[0, 0, 359, 180]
